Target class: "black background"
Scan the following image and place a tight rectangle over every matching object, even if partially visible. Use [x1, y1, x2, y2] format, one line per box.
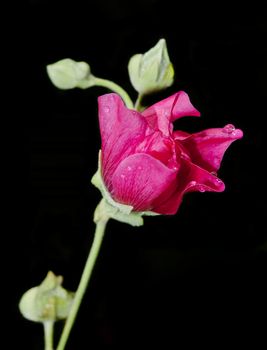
[9, 0, 267, 348]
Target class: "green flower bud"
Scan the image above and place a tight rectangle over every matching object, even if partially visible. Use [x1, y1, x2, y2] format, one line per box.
[46, 58, 95, 89]
[128, 38, 174, 95]
[19, 271, 74, 322]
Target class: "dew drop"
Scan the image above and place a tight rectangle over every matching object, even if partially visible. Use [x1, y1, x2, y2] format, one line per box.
[120, 174, 126, 179]
[223, 124, 236, 135]
[190, 181, 197, 186]
[127, 166, 132, 171]
[164, 110, 169, 116]
[198, 185, 206, 192]
[214, 178, 223, 186]
[104, 106, 110, 113]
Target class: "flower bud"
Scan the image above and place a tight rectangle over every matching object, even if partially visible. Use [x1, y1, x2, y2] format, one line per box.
[19, 271, 74, 322]
[47, 58, 94, 89]
[128, 39, 174, 95]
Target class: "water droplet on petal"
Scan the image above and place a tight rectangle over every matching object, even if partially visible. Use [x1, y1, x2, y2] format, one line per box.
[198, 185, 206, 192]
[223, 124, 236, 135]
[120, 174, 126, 179]
[127, 166, 132, 171]
[190, 181, 197, 186]
[104, 106, 110, 113]
[214, 178, 223, 186]
[164, 110, 169, 117]
[211, 171, 217, 176]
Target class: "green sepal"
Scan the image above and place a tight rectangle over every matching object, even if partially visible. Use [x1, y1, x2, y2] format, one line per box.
[19, 271, 74, 323]
[94, 198, 144, 226]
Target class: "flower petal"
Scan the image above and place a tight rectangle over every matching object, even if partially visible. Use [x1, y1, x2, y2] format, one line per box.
[173, 130, 191, 140]
[98, 94, 147, 187]
[153, 158, 225, 214]
[135, 131, 179, 169]
[142, 91, 200, 136]
[178, 125, 243, 172]
[111, 153, 177, 211]
[169, 91, 201, 121]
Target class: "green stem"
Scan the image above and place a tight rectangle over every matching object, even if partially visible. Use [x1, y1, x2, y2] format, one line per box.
[44, 321, 54, 350]
[56, 219, 109, 350]
[134, 94, 143, 111]
[94, 77, 134, 109]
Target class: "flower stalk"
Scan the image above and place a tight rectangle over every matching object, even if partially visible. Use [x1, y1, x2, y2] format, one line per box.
[56, 217, 109, 350]
[44, 321, 54, 350]
[134, 94, 143, 111]
[94, 77, 134, 109]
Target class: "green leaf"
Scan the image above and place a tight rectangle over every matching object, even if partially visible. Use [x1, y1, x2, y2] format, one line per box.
[128, 38, 174, 95]
[46, 58, 95, 90]
[19, 271, 74, 323]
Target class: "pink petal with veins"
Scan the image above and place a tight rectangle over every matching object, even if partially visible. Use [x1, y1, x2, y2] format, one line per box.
[111, 153, 177, 211]
[178, 125, 243, 172]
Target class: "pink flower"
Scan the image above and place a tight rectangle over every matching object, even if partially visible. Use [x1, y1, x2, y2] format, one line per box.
[98, 92, 243, 215]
